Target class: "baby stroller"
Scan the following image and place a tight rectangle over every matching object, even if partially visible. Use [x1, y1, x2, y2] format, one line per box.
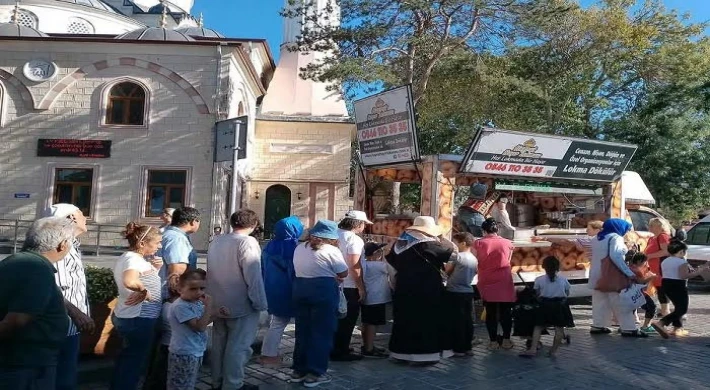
[512, 271, 548, 347]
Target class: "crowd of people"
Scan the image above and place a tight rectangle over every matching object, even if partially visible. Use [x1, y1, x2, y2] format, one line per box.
[1, 202, 708, 390]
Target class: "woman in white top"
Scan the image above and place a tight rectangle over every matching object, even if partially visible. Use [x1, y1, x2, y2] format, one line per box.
[652, 240, 709, 338]
[291, 220, 348, 388]
[110, 222, 163, 390]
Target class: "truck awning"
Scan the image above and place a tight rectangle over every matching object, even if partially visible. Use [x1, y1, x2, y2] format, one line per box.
[621, 171, 655, 204]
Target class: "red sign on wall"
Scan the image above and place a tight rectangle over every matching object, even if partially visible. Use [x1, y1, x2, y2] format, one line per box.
[37, 139, 112, 159]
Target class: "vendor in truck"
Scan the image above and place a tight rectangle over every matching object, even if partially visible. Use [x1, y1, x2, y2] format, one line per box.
[456, 182, 491, 238]
[491, 196, 515, 240]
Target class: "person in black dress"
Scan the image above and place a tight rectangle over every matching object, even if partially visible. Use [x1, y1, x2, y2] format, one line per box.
[386, 216, 455, 363]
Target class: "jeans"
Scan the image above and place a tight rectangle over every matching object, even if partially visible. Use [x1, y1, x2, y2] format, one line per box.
[210, 312, 260, 390]
[110, 316, 159, 390]
[331, 287, 360, 357]
[0, 366, 56, 390]
[293, 277, 339, 376]
[484, 302, 513, 341]
[55, 334, 80, 390]
[591, 290, 636, 331]
[143, 344, 168, 390]
[659, 279, 689, 328]
[447, 292, 475, 352]
[261, 315, 291, 358]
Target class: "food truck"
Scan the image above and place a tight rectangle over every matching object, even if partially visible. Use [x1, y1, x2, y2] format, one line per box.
[355, 127, 664, 283]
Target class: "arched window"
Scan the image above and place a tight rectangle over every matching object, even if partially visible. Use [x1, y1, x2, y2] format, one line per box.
[66, 17, 94, 34]
[106, 81, 146, 126]
[14, 10, 38, 29]
[237, 101, 245, 116]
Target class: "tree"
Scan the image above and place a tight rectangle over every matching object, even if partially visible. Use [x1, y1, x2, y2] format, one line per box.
[284, 0, 569, 105]
[604, 81, 710, 221]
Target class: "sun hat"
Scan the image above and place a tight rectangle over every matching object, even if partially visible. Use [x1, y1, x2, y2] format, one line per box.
[405, 216, 441, 237]
[364, 242, 388, 257]
[343, 210, 373, 224]
[48, 203, 80, 218]
[308, 220, 339, 240]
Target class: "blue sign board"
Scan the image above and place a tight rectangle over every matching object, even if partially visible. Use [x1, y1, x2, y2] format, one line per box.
[14, 193, 30, 199]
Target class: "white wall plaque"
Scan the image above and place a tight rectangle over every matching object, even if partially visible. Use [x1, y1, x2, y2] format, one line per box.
[23, 59, 58, 82]
[270, 143, 334, 154]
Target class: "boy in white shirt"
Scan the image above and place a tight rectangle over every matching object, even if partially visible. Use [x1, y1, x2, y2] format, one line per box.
[445, 233, 478, 357]
[360, 242, 392, 358]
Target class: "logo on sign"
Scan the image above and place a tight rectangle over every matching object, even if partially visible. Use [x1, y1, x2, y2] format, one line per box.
[367, 98, 396, 121]
[501, 138, 543, 159]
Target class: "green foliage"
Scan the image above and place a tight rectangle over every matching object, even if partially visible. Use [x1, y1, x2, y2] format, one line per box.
[85, 266, 118, 304]
[290, 0, 710, 218]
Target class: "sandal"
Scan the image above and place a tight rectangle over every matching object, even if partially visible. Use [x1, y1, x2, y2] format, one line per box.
[501, 339, 514, 350]
[488, 342, 500, 351]
[589, 327, 612, 335]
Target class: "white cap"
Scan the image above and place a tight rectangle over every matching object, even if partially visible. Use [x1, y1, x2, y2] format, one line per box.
[344, 210, 373, 224]
[48, 203, 80, 218]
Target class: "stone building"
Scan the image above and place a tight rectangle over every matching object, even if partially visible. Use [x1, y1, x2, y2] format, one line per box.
[0, 0, 353, 248]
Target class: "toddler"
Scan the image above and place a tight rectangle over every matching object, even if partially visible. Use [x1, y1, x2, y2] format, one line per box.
[360, 242, 392, 358]
[626, 251, 657, 332]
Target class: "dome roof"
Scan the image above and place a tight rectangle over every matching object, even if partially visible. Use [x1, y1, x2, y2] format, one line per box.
[116, 27, 194, 41]
[0, 22, 47, 37]
[55, 0, 120, 14]
[175, 26, 224, 39]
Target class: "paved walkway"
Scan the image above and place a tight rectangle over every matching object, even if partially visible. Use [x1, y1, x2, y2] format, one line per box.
[81, 291, 710, 390]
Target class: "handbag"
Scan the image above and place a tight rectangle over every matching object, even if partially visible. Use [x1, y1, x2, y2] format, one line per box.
[337, 285, 348, 319]
[619, 284, 646, 311]
[595, 236, 631, 292]
[412, 246, 449, 286]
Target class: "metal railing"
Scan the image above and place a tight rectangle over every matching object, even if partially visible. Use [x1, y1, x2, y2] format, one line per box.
[0, 219, 128, 256]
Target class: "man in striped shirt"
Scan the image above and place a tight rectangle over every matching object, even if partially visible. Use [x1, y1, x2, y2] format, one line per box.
[49, 204, 95, 390]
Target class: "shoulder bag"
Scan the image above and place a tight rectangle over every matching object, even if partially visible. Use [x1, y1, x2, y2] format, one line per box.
[595, 236, 631, 293]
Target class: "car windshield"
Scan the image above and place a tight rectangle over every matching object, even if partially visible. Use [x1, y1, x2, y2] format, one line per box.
[686, 223, 710, 245]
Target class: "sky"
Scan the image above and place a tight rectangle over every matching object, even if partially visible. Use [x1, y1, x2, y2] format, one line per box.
[193, 0, 710, 62]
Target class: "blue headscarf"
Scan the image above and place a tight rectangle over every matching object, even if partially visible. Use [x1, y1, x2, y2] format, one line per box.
[261, 216, 304, 318]
[597, 218, 632, 240]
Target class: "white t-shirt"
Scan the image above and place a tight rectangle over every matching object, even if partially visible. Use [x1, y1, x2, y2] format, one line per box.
[661, 256, 689, 280]
[363, 260, 392, 305]
[113, 251, 160, 318]
[294, 243, 348, 278]
[534, 274, 570, 298]
[337, 229, 365, 288]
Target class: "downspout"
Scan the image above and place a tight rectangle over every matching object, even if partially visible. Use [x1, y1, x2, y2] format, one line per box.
[210, 43, 226, 232]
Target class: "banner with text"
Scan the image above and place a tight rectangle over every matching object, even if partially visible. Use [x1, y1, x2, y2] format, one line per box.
[353, 85, 420, 166]
[460, 128, 636, 182]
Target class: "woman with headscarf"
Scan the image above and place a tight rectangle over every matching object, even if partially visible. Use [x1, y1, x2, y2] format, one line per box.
[473, 218, 516, 350]
[386, 216, 456, 364]
[589, 219, 646, 337]
[259, 216, 304, 367]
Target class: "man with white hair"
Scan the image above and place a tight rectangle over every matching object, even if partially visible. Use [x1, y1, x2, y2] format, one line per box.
[0, 217, 74, 390]
[48, 204, 94, 390]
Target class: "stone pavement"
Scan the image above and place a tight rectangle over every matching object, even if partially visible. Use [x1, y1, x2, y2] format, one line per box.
[80, 290, 710, 390]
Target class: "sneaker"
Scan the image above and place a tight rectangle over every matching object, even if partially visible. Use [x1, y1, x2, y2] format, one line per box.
[290, 372, 307, 383]
[651, 322, 669, 339]
[621, 330, 649, 338]
[640, 326, 656, 334]
[330, 353, 363, 362]
[361, 347, 389, 358]
[590, 327, 612, 335]
[303, 374, 332, 388]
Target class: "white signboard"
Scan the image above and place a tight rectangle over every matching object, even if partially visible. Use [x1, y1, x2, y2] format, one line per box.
[353, 85, 420, 166]
[460, 128, 636, 182]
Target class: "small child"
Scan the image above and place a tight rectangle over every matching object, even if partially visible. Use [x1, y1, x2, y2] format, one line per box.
[651, 240, 709, 338]
[626, 251, 657, 332]
[360, 242, 392, 358]
[167, 269, 214, 390]
[520, 256, 574, 358]
[445, 232, 479, 357]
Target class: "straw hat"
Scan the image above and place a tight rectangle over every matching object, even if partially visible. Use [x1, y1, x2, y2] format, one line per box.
[405, 216, 441, 237]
